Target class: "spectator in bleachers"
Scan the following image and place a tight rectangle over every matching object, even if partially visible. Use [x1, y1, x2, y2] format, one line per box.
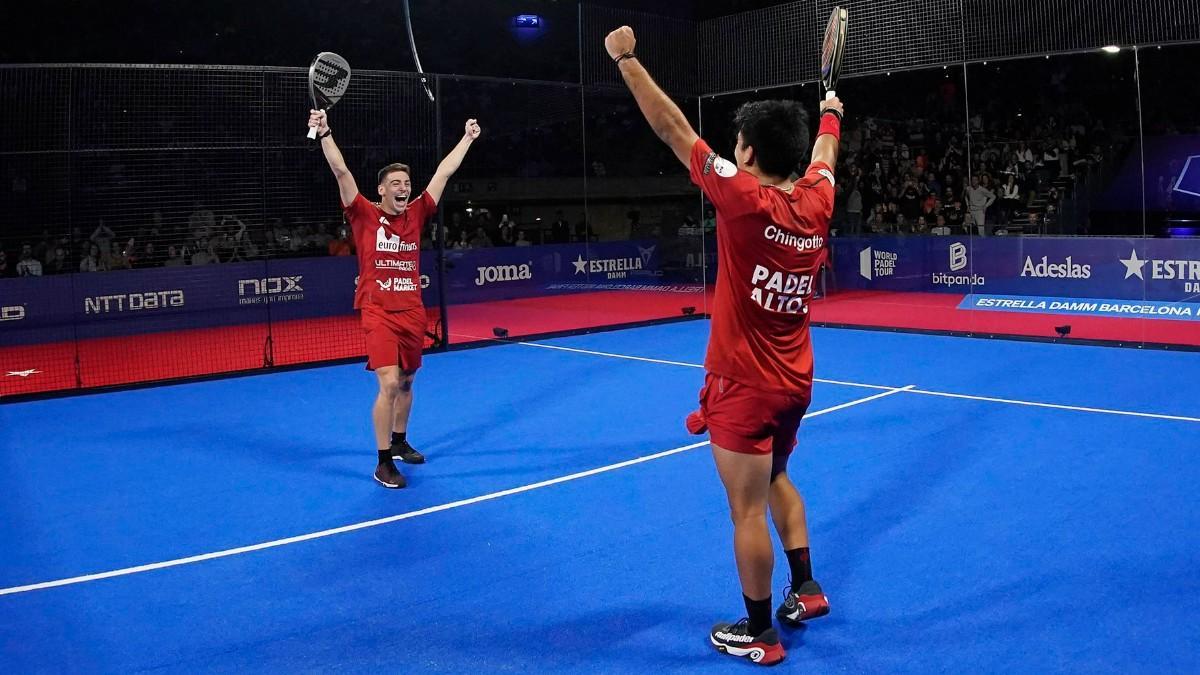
[999, 174, 1022, 225]
[16, 244, 43, 277]
[46, 247, 70, 275]
[497, 214, 515, 246]
[845, 183, 863, 235]
[328, 226, 353, 256]
[191, 240, 219, 265]
[32, 229, 54, 265]
[453, 230, 470, 250]
[944, 196, 965, 232]
[188, 202, 216, 239]
[163, 245, 187, 267]
[1042, 143, 1060, 176]
[551, 210, 570, 243]
[515, 230, 532, 247]
[469, 227, 493, 249]
[135, 242, 162, 269]
[1015, 141, 1034, 169]
[866, 203, 886, 233]
[0, 250, 8, 277]
[932, 215, 951, 236]
[1027, 211, 1042, 234]
[90, 220, 116, 253]
[964, 175, 996, 236]
[110, 239, 135, 271]
[1043, 204, 1060, 233]
[79, 243, 107, 272]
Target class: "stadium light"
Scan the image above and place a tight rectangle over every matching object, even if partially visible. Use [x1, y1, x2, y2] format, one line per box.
[1102, 45, 1121, 53]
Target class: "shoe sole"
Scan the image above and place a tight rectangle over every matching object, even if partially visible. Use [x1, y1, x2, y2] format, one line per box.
[710, 637, 785, 666]
[393, 456, 425, 465]
[777, 602, 830, 627]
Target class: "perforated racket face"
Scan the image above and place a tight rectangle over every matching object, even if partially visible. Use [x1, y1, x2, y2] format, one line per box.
[820, 7, 847, 94]
[309, 52, 351, 108]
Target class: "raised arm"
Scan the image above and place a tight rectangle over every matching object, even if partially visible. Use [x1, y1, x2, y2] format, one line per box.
[811, 98, 844, 169]
[605, 26, 698, 168]
[308, 109, 360, 207]
[425, 119, 482, 206]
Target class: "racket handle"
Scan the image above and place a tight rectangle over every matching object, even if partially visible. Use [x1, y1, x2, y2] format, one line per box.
[825, 90, 836, 101]
[307, 126, 319, 140]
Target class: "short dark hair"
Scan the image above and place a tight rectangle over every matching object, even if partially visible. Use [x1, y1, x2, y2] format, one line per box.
[733, 100, 809, 179]
[377, 163, 412, 185]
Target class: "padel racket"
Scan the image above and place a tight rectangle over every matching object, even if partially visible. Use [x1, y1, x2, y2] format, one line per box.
[307, 52, 351, 139]
[820, 7, 847, 101]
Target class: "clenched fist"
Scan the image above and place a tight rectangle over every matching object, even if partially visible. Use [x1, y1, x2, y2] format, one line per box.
[605, 26, 636, 61]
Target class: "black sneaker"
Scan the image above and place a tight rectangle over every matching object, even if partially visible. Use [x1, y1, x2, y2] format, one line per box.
[709, 619, 785, 666]
[775, 580, 830, 627]
[390, 439, 425, 464]
[374, 461, 407, 489]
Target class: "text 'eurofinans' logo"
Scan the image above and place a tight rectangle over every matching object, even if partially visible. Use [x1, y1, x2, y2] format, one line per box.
[376, 226, 417, 253]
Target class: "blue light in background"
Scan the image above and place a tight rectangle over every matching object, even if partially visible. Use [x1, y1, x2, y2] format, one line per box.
[510, 14, 547, 43]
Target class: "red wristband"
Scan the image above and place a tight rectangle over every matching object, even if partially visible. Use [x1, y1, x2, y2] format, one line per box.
[818, 111, 841, 140]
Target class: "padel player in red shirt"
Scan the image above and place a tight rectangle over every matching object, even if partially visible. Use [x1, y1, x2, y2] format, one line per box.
[309, 110, 481, 489]
[605, 26, 843, 665]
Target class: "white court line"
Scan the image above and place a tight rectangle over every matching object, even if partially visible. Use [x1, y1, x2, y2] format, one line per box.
[0, 388, 907, 597]
[513, 341, 1200, 423]
[514, 341, 899, 391]
[906, 389, 1200, 423]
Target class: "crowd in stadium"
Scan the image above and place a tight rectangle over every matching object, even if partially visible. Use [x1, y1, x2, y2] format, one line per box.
[826, 70, 1126, 238]
[0, 204, 592, 277]
[0, 62, 1146, 278]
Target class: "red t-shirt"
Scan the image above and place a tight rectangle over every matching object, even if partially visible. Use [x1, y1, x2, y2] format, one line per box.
[343, 191, 435, 311]
[689, 138, 834, 395]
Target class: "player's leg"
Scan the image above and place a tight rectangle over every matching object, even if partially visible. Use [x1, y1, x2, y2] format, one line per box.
[709, 444, 785, 665]
[389, 369, 424, 464]
[371, 365, 407, 488]
[769, 473, 830, 625]
[363, 306, 408, 488]
[388, 308, 426, 465]
[768, 411, 830, 626]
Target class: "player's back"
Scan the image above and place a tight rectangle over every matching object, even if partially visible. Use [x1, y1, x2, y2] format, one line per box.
[703, 157, 834, 395]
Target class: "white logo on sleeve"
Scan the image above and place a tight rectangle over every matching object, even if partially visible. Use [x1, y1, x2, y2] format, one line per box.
[714, 156, 738, 178]
[817, 168, 835, 187]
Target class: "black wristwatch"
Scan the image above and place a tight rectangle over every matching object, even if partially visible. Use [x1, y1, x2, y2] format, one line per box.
[318, 129, 332, 139]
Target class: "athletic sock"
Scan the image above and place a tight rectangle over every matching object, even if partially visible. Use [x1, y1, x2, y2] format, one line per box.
[743, 594, 773, 635]
[785, 547, 813, 586]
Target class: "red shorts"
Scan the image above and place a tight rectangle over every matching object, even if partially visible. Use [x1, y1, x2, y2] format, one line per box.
[686, 373, 810, 463]
[361, 304, 426, 372]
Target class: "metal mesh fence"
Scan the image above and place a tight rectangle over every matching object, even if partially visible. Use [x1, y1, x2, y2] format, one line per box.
[701, 0, 1200, 95]
[580, 4, 699, 95]
[699, 2, 814, 95]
